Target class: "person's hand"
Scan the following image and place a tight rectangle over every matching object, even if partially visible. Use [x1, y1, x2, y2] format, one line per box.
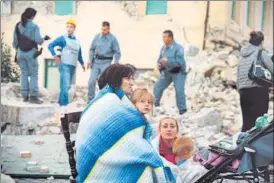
[44, 35, 51, 41]
[161, 57, 168, 66]
[87, 61, 92, 69]
[158, 64, 162, 70]
[54, 56, 61, 65]
[82, 65, 86, 72]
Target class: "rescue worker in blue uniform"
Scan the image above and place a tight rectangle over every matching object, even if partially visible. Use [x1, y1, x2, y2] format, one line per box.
[48, 18, 85, 108]
[13, 8, 49, 104]
[87, 21, 121, 102]
[153, 30, 187, 115]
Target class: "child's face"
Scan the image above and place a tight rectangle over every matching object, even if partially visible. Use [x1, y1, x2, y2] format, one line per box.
[176, 149, 192, 161]
[135, 98, 152, 115]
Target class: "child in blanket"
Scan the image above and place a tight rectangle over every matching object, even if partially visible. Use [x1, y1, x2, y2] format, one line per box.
[172, 136, 194, 166]
[131, 88, 154, 117]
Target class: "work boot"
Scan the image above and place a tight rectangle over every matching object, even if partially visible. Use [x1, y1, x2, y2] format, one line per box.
[23, 96, 29, 102]
[179, 110, 187, 115]
[29, 96, 43, 104]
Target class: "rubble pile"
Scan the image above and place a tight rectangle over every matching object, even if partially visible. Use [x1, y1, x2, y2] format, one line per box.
[1, 40, 273, 146]
[0, 83, 89, 135]
[117, 1, 139, 20]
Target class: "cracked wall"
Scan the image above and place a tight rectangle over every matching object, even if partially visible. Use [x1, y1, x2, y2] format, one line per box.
[11, 1, 54, 15]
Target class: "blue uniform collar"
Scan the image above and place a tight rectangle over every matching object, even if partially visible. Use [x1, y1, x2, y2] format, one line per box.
[164, 41, 175, 49]
[66, 34, 76, 39]
[25, 19, 34, 27]
[100, 32, 111, 39]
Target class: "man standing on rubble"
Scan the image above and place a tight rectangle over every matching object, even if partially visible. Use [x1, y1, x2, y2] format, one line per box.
[154, 30, 187, 115]
[87, 21, 121, 102]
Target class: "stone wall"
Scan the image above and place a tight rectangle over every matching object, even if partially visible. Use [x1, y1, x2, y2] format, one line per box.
[116, 1, 138, 20]
[11, 1, 54, 14]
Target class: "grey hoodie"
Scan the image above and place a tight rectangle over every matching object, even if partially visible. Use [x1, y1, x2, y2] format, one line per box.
[237, 43, 273, 90]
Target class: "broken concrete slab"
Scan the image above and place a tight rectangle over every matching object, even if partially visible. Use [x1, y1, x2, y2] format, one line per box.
[183, 108, 222, 131]
[1, 174, 16, 183]
[49, 127, 61, 134]
[185, 44, 200, 57]
[0, 101, 59, 127]
[227, 55, 238, 67]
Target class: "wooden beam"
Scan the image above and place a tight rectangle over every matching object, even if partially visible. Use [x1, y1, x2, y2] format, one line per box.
[203, 1, 210, 50]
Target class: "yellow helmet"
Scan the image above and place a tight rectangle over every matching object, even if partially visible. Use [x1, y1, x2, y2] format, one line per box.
[66, 18, 76, 27]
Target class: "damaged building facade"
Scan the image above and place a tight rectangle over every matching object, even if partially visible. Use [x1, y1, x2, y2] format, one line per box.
[1, 1, 273, 181]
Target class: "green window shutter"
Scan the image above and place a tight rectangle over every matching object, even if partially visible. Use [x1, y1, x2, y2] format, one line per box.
[261, 0, 266, 31]
[55, 1, 75, 15]
[44, 59, 59, 89]
[146, 1, 167, 15]
[44, 59, 76, 92]
[231, 0, 235, 19]
[246, 0, 251, 26]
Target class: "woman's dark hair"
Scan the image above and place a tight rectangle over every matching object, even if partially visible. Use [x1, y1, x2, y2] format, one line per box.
[124, 64, 137, 74]
[249, 31, 264, 46]
[98, 64, 134, 90]
[21, 8, 37, 27]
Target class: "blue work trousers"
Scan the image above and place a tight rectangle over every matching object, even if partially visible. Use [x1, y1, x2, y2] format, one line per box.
[17, 50, 39, 97]
[58, 63, 76, 106]
[153, 70, 187, 113]
[88, 62, 111, 101]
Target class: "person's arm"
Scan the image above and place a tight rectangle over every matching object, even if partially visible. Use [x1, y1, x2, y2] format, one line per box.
[47, 36, 66, 57]
[112, 36, 121, 63]
[78, 47, 84, 66]
[261, 50, 273, 74]
[157, 55, 162, 64]
[167, 46, 186, 69]
[34, 26, 44, 45]
[89, 35, 97, 63]
[157, 49, 163, 64]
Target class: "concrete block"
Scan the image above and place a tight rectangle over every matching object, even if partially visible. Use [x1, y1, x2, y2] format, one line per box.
[20, 151, 32, 158]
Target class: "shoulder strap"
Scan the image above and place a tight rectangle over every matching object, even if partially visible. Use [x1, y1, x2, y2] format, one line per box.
[14, 22, 21, 49]
[256, 49, 263, 65]
[15, 22, 21, 38]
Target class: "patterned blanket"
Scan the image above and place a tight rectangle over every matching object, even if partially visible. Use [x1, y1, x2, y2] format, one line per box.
[75, 85, 170, 183]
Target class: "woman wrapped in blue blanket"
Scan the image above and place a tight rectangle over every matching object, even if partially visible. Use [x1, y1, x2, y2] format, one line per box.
[75, 64, 174, 183]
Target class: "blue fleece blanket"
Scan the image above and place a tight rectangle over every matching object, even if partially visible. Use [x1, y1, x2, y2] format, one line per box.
[75, 85, 170, 183]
